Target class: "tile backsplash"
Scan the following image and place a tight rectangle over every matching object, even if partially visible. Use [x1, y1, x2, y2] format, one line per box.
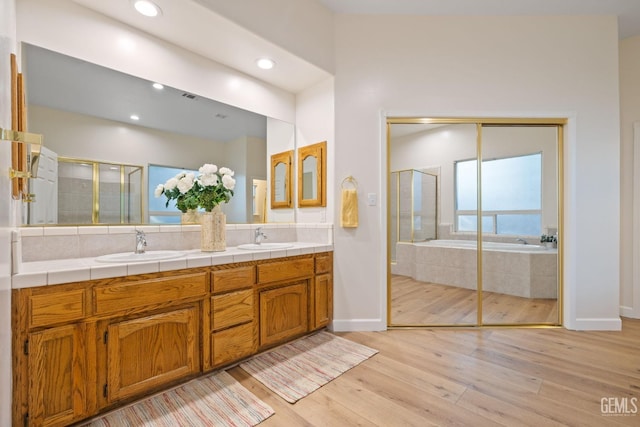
[13, 223, 333, 268]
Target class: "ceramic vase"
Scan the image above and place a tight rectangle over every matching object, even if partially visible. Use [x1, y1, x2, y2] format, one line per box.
[181, 209, 200, 225]
[201, 205, 226, 251]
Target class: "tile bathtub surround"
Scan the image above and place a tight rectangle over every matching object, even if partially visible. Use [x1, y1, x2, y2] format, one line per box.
[16, 223, 333, 264]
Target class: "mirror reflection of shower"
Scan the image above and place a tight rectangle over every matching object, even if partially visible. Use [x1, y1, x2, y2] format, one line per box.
[390, 169, 438, 262]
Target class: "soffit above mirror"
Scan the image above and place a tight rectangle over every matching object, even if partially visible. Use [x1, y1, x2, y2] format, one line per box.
[71, 0, 332, 93]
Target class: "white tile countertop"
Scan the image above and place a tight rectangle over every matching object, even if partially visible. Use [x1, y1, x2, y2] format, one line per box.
[12, 242, 333, 289]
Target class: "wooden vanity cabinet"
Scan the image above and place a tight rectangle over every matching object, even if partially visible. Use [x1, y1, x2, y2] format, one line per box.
[13, 253, 332, 427]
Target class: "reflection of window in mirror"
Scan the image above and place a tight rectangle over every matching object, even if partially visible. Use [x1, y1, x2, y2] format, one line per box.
[270, 150, 293, 208]
[297, 141, 326, 207]
[148, 164, 199, 224]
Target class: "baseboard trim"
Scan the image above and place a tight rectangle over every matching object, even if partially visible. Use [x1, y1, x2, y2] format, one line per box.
[330, 319, 386, 332]
[620, 306, 640, 319]
[571, 317, 622, 331]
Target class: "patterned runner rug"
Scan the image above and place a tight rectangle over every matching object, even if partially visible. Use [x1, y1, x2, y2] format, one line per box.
[239, 331, 378, 403]
[82, 371, 274, 427]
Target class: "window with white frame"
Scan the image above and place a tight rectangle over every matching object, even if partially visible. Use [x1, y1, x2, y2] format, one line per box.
[454, 152, 542, 236]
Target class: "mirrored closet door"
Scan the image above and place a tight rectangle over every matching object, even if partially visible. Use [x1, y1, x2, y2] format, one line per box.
[388, 118, 564, 327]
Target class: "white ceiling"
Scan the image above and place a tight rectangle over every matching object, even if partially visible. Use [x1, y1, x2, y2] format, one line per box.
[317, 0, 640, 40]
[72, 0, 330, 94]
[37, 0, 639, 142]
[70, 0, 640, 98]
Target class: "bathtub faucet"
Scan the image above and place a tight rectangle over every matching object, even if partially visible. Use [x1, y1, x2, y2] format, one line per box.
[516, 238, 528, 245]
[135, 229, 147, 254]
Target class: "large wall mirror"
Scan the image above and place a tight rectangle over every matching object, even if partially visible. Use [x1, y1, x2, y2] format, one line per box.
[297, 141, 326, 207]
[21, 43, 295, 226]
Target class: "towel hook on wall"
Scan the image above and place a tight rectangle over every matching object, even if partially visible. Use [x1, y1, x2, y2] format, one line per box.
[341, 175, 358, 189]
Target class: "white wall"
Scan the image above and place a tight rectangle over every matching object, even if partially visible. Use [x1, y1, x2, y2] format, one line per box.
[295, 77, 335, 224]
[266, 117, 296, 223]
[619, 35, 640, 318]
[0, 0, 16, 423]
[333, 15, 621, 331]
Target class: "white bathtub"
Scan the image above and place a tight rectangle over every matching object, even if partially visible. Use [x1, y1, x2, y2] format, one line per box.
[392, 239, 557, 298]
[419, 239, 550, 252]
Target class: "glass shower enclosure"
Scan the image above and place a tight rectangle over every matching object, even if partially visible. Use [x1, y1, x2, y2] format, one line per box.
[390, 169, 437, 262]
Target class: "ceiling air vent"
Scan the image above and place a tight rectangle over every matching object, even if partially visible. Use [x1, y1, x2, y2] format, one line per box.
[181, 92, 197, 100]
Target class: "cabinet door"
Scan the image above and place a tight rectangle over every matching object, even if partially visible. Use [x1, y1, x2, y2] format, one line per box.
[312, 273, 333, 330]
[259, 282, 308, 348]
[28, 324, 86, 427]
[105, 306, 200, 403]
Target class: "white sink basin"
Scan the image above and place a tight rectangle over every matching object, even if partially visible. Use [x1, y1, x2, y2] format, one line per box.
[95, 250, 185, 263]
[237, 243, 294, 251]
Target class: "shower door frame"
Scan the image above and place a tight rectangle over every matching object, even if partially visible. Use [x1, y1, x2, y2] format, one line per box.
[386, 117, 566, 328]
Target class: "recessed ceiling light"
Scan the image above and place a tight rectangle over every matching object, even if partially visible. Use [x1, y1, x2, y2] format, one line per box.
[152, 82, 164, 90]
[130, 114, 140, 121]
[133, 0, 162, 17]
[256, 58, 275, 70]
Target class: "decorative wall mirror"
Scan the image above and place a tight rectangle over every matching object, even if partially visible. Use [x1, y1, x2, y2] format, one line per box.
[297, 141, 326, 207]
[270, 150, 293, 208]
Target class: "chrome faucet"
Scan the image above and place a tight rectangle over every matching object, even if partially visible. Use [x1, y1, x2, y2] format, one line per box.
[135, 229, 147, 254]
[516, 238, 528, 245]
[254, 227, 267, 244]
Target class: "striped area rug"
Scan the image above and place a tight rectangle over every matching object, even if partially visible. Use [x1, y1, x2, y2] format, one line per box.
[82, 371, 274, 427]
[240, 331, 378, 403]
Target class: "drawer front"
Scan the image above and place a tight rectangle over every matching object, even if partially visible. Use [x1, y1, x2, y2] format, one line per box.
[211, 322, 256, 367]
[211, 289, 254, 331]
[212, 266, 255, 294]
[29, 289, 86, 328]
[94, 272, 208, 315]
[257, 257, 314, 284]
[315, 252, 332, 274]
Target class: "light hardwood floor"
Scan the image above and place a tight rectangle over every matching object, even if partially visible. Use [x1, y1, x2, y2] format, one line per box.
[228, 318, 640, 426]
[390, 274, 558, 325]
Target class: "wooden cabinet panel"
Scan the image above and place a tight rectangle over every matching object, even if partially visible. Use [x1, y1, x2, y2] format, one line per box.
[28, 324, 86, 427]
[315, 252, 332, 275]
[94, 272, 207, 315]
[29, 289, 86, 329]
[259, 282, 308, 348]
[211, 322, 256, 367]
[105, 306, 200, 403]
[257, 257, 314, 284]
[212, 266, 255, 293]
[312, 273, 333, 330]
[211, 289, 254, 331]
